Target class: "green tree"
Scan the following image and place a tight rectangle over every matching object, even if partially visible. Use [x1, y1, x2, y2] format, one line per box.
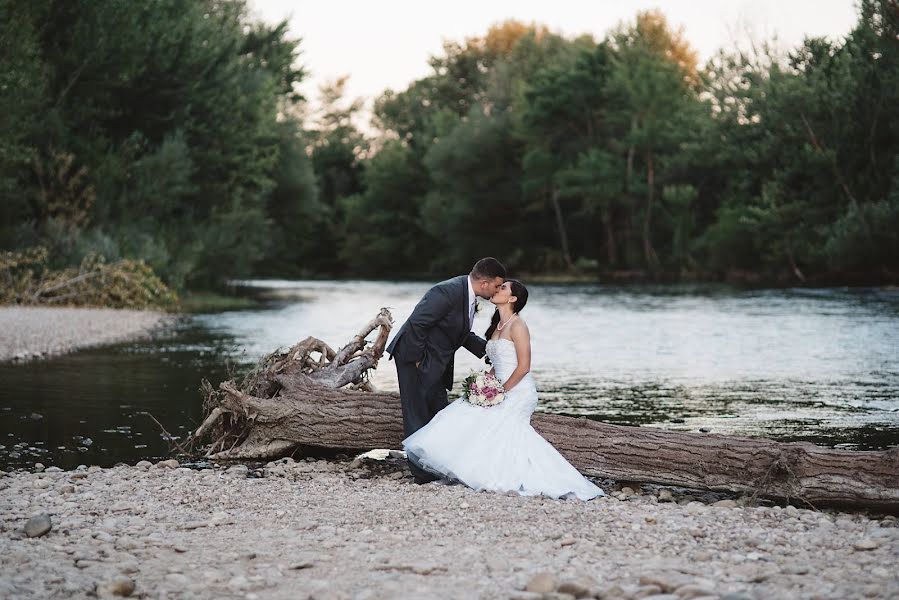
[339, 141, 431, 274]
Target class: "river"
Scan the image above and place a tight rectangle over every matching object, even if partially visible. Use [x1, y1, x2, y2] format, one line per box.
[1, 281, 897, 469]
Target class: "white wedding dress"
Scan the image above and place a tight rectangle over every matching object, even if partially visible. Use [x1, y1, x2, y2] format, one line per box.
[403, 338, 604, 500]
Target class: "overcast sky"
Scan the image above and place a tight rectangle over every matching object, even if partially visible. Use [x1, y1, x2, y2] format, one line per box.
[248, 0, 859, 112]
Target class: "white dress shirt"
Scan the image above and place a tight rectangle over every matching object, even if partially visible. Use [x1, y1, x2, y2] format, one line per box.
[466, 276, 477, 331]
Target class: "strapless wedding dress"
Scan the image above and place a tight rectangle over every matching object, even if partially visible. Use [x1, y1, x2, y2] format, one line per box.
[403, 338, 604, 500]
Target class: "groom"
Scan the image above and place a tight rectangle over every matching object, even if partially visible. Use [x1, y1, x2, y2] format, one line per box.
[387, 257, 506, 483]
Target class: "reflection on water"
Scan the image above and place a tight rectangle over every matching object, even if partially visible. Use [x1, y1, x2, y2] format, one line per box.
[1, 282, 897, 469]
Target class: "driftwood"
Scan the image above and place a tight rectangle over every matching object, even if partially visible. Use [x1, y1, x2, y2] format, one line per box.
[191, 309, 899, 512]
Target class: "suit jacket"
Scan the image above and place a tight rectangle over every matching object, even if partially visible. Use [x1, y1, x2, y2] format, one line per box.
[387, 275, 487, 390]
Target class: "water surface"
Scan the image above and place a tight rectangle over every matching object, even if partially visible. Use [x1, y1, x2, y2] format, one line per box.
[1, 282, 897, 469]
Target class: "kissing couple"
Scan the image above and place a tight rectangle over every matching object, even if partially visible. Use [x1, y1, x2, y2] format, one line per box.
[386, 257, 603, 500]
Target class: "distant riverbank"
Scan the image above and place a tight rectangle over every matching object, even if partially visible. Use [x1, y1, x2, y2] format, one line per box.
[0, 307, 174, 363]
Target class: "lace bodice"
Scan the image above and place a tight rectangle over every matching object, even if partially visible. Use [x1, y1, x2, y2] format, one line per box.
[486, 338, 519, 381]
[485, 338, 537, 418]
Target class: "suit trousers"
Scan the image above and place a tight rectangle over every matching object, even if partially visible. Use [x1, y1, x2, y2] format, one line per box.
[395, 360, 448, 479]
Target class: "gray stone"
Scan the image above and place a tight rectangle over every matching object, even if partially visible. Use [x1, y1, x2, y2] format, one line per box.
[853, 539, 879, 551]
[485, 556, 508, 573]
[557, 576, 596, 598]
[165, 573, 190, 587]
[24, 514, 52, 538]
[658, 489, 674, 502]
[638, 574, 690, 593]
[227, 575, 250, 590]
[156, 459, 179, 469]
[98, 576, 135, 597]
[673, 583, 717, 598]
[94, 531, 115, 543]
[525, 572, 557, 594]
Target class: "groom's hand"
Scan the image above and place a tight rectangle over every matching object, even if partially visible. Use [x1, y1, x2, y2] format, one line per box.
[415, 361, 421, 369]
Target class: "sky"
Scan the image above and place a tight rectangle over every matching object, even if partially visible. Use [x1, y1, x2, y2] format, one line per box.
[247, 0, 860, 117]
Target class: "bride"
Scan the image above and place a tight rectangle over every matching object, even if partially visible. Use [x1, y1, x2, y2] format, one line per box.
[403, 280, 604, 500]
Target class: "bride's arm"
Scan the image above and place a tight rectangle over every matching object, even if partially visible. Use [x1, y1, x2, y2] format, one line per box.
[502, 321, 531, 392]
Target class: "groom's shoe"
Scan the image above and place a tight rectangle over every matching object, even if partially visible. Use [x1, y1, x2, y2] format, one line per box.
[412, 472, 439, 485]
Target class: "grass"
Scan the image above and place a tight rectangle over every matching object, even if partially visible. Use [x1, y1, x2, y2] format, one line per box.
[177, 291, 262, 313]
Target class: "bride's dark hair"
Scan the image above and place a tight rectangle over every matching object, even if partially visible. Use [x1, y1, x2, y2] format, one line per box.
[485, 279, 529, 340]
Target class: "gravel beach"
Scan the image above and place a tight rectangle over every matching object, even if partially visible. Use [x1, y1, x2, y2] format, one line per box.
[0, 306, 172, 362]
[1, 457, 896, 600]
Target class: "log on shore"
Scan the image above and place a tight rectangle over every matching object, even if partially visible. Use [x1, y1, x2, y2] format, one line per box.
[190, 309, 899, 512]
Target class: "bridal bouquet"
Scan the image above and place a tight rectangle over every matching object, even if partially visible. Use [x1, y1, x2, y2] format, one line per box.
[463, 370, 505, 407]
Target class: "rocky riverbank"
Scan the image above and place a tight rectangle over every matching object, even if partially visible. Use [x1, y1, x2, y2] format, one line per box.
[0, 306, 173, 362]
[1, 456, 896, 600]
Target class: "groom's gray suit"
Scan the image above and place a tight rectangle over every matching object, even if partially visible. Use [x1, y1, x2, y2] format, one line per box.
[387, 275, 487, 479]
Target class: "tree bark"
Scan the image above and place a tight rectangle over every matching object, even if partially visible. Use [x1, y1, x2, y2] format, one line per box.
[191, 310, 899, 512]
[549, 187, 574, 270]
[643, 149, 659, 270]
[603, 214, 618, 266]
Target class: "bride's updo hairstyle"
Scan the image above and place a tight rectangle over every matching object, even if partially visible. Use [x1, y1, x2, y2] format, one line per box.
[485, 279, 529, 340]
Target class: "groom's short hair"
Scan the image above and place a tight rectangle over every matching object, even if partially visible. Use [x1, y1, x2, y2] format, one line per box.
[471, 257, 506, 280]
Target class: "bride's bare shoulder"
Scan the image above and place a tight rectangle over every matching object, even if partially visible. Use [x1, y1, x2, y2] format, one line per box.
[510, 316, 530, 338]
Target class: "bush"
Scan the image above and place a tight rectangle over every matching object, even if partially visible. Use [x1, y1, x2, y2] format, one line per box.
[0, 246, 177, 309]
[825, 198, 899, 271]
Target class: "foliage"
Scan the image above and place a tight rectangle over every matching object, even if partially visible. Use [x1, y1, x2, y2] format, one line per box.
[1, 246, 177, 309]
[0, 0, 307, 289]
[2, 1, 897, 286]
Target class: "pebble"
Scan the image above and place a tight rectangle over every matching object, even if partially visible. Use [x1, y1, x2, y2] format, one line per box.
[0, 463, 894, 599]
[155, 459, 180, 469]
[24, 514, 52, 538]
[0, 307, 170, 362]
[674, 583, 717, 598]
[98, 576, 135, 597]
[557, 576, 595, 598]
[853, 539, 879, 551]
[525, 572, 557, 593]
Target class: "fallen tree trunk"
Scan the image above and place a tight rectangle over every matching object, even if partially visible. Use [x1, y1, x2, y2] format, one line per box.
[191, 309, 899, 512]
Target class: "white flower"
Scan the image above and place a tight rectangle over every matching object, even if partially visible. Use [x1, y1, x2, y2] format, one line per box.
[477, 393, 486, 403]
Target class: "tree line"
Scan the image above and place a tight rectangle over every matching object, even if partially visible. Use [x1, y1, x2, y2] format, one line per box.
[1, 0, 897, 289]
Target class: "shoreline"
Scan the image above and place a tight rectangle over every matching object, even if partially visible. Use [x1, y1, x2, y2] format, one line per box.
[1, 457, 896, 599]
[0, 306, 175, 363]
